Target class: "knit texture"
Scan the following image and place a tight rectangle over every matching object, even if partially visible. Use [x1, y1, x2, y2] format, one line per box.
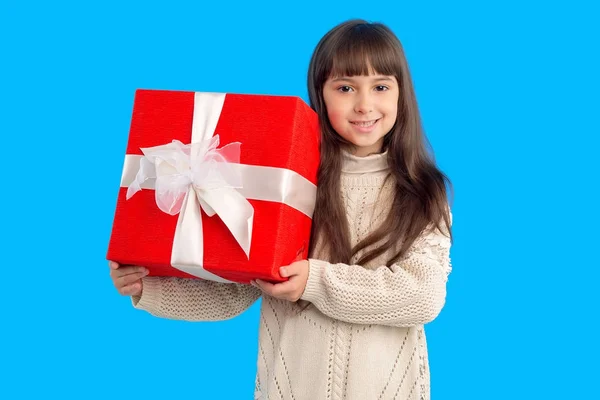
[132, 150, 452, 400]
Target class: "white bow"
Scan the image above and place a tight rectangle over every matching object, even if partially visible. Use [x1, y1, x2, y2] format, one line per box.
[126, 135, 254, 262]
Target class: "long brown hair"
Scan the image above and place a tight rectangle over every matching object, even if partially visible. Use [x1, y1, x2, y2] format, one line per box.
[307, 19, 453, 266]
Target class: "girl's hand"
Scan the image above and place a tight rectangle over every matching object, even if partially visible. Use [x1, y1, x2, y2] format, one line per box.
[252, 260, 310, 302]
[108, 261, 149, 296]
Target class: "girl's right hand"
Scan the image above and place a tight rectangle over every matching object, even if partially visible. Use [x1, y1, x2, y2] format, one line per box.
[109, 261, 149, 296]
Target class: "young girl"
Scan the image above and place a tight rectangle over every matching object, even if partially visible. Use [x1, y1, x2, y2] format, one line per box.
[110, 19, 453, 400]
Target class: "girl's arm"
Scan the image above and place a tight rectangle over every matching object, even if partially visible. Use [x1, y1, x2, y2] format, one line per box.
[300, 220, 452, 328]
[132, 277, 262, 321]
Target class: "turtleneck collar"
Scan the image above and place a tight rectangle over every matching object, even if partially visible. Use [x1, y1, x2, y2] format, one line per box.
[341, 149, 389, 174]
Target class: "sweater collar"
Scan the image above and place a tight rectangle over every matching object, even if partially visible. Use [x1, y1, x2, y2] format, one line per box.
[341, 149, 389, 173]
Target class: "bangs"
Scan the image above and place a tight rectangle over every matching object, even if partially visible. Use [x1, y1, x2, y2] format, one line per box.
[328, 25, 400, 79]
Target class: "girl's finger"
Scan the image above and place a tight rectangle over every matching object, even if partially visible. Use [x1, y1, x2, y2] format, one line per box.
[120, 282, 141, 296]
[117, 271, 147, 288]
[279, 266, 291, 277]
[271, 279, 296, 296]
[280, 261, 305, 278]
[255, 279, 294, 298]
[112, 266, 148, 279]
[253, 279, 273, 295]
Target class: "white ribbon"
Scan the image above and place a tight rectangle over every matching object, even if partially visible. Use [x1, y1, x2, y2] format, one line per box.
[126, 135, 253, 283]
[121, 92, 316, 282]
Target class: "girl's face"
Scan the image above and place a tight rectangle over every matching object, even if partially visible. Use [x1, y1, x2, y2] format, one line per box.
[323, 72, 399, 157]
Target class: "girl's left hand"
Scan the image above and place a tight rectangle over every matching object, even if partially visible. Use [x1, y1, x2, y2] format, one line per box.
[252, 260, 310, 302]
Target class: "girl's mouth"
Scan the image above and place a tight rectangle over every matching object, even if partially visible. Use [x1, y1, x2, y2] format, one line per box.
[350, 118, 380, 132]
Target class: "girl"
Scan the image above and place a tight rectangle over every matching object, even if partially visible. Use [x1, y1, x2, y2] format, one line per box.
[110, 19, 453, 400]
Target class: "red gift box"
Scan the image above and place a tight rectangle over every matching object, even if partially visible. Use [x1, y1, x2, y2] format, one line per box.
[106, 89, 320, 284]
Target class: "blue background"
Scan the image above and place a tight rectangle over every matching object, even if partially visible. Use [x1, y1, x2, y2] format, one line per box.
[2, 0, 598, 398]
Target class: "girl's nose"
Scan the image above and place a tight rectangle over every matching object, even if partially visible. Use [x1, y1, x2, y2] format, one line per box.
[354, 94, 373, 114]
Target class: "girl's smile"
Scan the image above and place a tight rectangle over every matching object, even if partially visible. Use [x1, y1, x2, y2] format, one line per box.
[350, 118, 381, 133]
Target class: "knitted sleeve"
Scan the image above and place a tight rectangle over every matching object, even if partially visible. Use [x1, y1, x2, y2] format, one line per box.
[131, 277, 262, 321]
[300, 222, 452, 327]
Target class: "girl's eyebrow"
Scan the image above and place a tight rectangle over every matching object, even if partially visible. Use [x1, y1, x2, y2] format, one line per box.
[374, 76, 395, 81]
[330, 76, 395, 83]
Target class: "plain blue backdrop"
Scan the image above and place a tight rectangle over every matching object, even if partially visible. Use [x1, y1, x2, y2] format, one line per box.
[1, 0, 598, 398]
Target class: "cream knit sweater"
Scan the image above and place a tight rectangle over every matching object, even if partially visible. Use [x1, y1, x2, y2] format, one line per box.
[132, 150, 452, 400]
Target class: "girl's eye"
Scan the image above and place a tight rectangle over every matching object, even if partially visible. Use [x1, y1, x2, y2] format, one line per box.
[337, 86, 353, 93]
[375, 85, 389, 91]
